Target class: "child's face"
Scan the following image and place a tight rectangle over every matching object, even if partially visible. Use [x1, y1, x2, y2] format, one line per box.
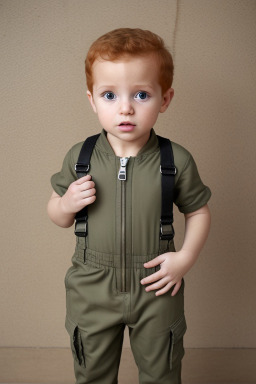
[87, 54, 173, 153]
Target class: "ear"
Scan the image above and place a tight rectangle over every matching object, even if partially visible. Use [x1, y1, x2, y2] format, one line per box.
[87, 90, 97, 113]
[160, 88, 174, 113]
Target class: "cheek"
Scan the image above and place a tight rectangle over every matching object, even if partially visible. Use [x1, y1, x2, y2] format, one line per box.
[140, 105, 160, 123]
[97, 105, 114, 122]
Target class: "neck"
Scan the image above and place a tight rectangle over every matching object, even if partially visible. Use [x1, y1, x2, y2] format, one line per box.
[106, 132, 151, 157]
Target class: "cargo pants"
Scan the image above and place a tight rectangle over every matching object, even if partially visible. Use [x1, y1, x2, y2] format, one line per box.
[64, 238, 187, 384]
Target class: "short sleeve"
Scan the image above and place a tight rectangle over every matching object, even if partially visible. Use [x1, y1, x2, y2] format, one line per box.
[50, 143, 82, 197]
[173, 150, 211, 214]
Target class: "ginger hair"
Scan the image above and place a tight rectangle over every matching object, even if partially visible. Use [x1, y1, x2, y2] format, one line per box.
[85, 28, 174, 94]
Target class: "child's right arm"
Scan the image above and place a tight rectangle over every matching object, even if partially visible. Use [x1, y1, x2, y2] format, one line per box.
[47, 175, 96, 228]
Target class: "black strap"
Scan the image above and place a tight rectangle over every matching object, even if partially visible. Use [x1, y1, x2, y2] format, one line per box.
[75, 134, 100, 178]
[74, 134, 100, 237]
[74, 133, 176, 240]
[157, 135, 176, 240]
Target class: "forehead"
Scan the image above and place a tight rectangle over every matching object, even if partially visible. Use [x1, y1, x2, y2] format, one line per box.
[91, 54, 160, 88]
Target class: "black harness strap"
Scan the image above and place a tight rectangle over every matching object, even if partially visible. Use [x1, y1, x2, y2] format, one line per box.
[74, 133, 176, 240]
[74, 134, 100, 237]
[157, 135, 177, 240]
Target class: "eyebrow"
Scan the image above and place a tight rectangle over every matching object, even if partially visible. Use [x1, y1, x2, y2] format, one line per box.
[133, 85, 155, 91]
[94, 85, 117, 92]
[95, 84, 155, 92]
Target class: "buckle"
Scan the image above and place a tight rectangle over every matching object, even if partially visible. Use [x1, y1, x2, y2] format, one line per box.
[160, 165, 176, 175]
[160, 221, 175, 240]
[75, 163, 90, 173]
[74, 219, 87, 237]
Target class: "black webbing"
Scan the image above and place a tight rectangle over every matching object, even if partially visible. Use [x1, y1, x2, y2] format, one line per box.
[157, 135, 177, 240]
[74, 133, 176, 240]
[74, 134, 100, 237]
[75, 134, 100, 178]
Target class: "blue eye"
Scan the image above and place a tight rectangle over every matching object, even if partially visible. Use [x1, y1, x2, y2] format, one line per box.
[103, 92, 116, 100]
[135, 91, 148, 100]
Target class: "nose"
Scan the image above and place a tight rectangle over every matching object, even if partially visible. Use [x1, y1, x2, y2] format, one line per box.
[119, 98, 134, 115]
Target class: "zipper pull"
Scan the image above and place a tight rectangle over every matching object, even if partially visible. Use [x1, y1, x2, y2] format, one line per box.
[118, 157, 130, 180]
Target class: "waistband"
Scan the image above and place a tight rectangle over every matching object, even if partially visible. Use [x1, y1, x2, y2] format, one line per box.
[75, 246, 160, 270]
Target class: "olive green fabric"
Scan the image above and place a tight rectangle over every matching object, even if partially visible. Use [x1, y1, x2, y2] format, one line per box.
[51, 129, 211, 383]
[51, 129, 211, 257]
[65, 244, 186, 384]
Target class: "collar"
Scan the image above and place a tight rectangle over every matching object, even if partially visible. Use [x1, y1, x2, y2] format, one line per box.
[95, 129, 160, 158]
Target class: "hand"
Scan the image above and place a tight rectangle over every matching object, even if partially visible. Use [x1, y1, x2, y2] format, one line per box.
[140, 252, 186, 297]
[60, 175, 96, 214]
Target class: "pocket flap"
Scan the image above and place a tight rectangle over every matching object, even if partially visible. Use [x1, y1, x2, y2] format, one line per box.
[170, 314, 187, 344]
[65, 316, 85, 367]
[65, 315, 77, 336]
[169, 314, 187, 369]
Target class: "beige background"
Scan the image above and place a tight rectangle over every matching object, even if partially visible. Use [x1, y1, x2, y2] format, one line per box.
[0, 0, 255, 351]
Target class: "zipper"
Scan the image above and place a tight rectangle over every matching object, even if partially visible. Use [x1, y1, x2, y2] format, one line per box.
[118, 157, 129, 292]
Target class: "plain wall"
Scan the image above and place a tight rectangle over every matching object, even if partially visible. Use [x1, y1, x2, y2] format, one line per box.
[0, 0, 255, 349]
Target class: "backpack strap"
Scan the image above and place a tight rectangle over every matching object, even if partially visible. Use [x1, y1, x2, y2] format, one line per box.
[74, 133, 176, 241]
[157, 135, 177, 240]
[74, 134, 100, 237]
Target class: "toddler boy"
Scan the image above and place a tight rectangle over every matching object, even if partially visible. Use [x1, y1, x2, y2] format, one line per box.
[47, 28, 211, 384]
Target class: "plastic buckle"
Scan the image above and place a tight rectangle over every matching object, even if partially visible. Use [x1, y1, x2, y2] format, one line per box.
[160, 165, 176, 175]
[75, 163, 90, 173]
[74, 219, 87, 237]
[160, 221, 175, 240]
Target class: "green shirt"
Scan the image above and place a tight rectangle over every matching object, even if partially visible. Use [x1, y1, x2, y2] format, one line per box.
[51, 129, 211, 255]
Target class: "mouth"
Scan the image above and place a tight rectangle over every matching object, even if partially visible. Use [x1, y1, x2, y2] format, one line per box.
[118, 122, 136, 131]
[119, 121, 135, 126]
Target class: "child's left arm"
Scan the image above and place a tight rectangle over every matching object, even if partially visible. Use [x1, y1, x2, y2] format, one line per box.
[141, 204, 211, 296]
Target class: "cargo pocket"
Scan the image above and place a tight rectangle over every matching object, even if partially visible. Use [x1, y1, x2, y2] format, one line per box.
[65, 316, 86, 368]
[169, 314, 187, 370]
[64, 266, 76, 290]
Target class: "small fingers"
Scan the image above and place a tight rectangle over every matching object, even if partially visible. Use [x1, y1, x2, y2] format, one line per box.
[84, 195, 96, 205]
[81, 187, 96, 199]
[144, 277, 170, 293]
[155, 282, 174, 296]
[143, 255, 165, 268]
[141, 270, 163, 285]
[69, 177, 95, 196]
[75, 175, 92, 184]
[171, 280, 182, 296]
[79, 180, 95, 192]
[78, 187, 96, 208]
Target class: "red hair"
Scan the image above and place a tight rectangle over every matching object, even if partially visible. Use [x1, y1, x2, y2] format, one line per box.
[85, 28, 174, 94]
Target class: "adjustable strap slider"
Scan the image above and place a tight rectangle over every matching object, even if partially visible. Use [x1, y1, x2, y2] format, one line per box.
[160, 220, 175, 240]
[75, 163, 90, 173]
[160, 165, 176, 175]
[74, 218, 88, 237]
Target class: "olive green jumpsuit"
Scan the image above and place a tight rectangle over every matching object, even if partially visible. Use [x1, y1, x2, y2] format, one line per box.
[51, 129, 211, 384]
